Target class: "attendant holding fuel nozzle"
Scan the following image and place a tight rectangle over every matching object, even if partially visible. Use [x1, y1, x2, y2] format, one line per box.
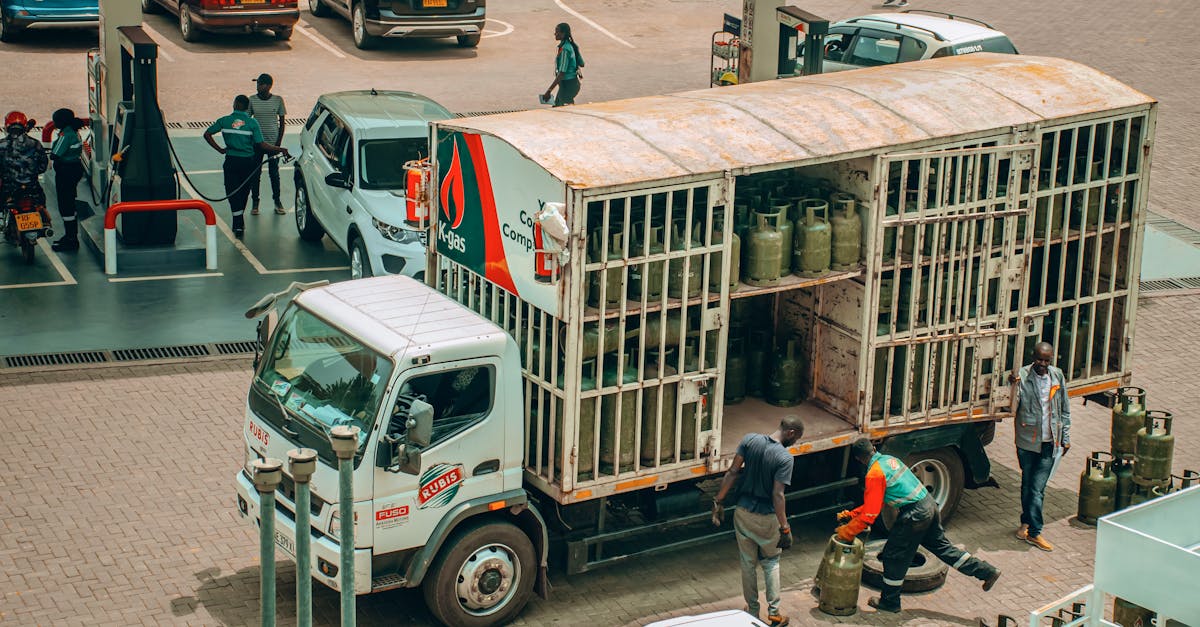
[48, 108, 87, 252]
[204, 95, 291, 236]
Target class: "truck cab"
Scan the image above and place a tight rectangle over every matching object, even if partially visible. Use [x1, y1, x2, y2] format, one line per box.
[234, 276, 548, 626]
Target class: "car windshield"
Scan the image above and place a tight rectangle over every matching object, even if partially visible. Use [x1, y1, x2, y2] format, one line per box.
[360, 138, 427, 190]
[251, 305, 392, 464]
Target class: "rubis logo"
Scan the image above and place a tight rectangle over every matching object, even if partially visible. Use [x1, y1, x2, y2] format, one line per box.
[418, 463, 465, 509]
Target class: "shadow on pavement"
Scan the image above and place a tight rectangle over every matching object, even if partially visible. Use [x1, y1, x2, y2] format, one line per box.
[2, 27, 97, 51]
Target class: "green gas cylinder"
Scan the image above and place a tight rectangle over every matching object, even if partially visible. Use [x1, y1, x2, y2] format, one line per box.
[767, 339, 802, 407]
[794, 199, 832, 278]
[560, 358, 599, 478]
[628, 223, 666, 301]
[1055, 308, 1091, 378]
[745, 212, 783, 286]
[587, 232, 626, 308]
[641, 349, 679, 464]
[581, 320, 628, 359]
[1113, 598, 1155, 627]
[816, 534, 864, 617]
[642, 311, 684, 348]
[770, 201, 794, 275]
[599, 354, 639, 473]
[668, 219, 702, 299]
[1113, 454, 1135, 511]
[1077, 451, 1117, 525]
[1033, 194, 1065, 238]
[709, 214, 740, 291]
[725, 336, 747, 404]
[746, 329, 771, 397]
[830, 195, 862, 270]
[1133, 411, 1175, 488]
[1111, 386, 1146, 461]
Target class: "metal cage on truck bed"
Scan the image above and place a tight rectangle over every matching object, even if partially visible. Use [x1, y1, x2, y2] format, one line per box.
[426, 53, 1155, 505]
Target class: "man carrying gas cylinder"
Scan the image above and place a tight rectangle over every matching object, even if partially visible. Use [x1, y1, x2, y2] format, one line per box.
[835, 438, 1001, 613]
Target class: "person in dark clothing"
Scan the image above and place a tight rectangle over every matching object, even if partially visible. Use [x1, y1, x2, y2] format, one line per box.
[836, 438, 1000, 613]
[542, 22, 582, 107]
[0, 110, 49, 220]
[711, 415, 804, 627]
[203, 95, 290, 236]
[48, 109, 87, 251]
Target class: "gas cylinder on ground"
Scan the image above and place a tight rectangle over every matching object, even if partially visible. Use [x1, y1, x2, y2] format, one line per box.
[668, 219, 702, 299]
[709, 214, 740, 291]
[1113, 454, 1135, 511]
[641, 349, 679, 464]
[628, 223, 666, 300]
[816, 534, 864, 617]
[1133, 411, 1175, 488]
[1111, 386, 1146, 460]
[745, 211, 783, 286]
[745, 329, 771, 397]
[770, 202, 794, 275]
[767, 339, 802, 407]
[794, 199, 832, 277]
[588, 232, 626, 308]
[724, 336, 747, 404]
[1113, 598, 1155, 627]
[1077, 451, 1117, 525]
[829, 194, 861, 270]
[599, 353, 639, 474]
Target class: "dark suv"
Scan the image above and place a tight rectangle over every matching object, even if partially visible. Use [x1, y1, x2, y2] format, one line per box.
[307, 0, 485, 50]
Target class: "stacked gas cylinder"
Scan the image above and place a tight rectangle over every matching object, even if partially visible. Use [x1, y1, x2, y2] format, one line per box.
[1077, 386, 1195, 525]
[721, 296, 807, 408]
[734, 175, 864, 287]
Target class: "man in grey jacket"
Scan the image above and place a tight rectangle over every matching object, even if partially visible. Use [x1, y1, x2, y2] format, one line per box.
[1009, 342, 1071, 552]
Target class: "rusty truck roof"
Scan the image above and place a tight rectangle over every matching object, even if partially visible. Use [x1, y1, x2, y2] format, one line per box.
[437, 54, 1155, 190]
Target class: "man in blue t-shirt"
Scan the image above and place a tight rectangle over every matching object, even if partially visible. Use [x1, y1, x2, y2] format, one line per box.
[712, 415, 804, 626]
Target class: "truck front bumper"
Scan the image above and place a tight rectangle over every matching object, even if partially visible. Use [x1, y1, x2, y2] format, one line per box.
[235, 471, 373, 594]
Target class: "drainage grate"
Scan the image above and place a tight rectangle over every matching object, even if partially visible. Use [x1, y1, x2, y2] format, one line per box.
[1139, 276, 1200, 294]
[4, 351, 108, 369]
[215, 340, 261, 355]
[454, 109, 530, 118]
[112, 344, 211, 361]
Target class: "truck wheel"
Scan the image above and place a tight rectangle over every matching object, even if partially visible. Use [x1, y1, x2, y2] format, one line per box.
[457, 34, 481, 48]
[351, 3, 376, 50]
[307, 0, 330, 17]
[294, 182, 325, 242]
[881, 447, 965, 530]
[423, 521, 536, 627]
[861, 539, 948, 593]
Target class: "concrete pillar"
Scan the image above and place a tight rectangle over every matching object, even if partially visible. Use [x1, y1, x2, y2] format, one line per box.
[738, 0, 785, 84]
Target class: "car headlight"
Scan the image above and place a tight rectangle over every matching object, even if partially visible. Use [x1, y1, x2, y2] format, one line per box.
[373, 218, 420, 244]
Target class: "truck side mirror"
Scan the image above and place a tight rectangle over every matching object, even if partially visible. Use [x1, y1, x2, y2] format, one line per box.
[378, 434, 421, 474]
[405, 397, 434, 448]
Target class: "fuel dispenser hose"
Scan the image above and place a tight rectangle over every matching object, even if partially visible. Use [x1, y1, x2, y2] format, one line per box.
[163, 131, 293, 203]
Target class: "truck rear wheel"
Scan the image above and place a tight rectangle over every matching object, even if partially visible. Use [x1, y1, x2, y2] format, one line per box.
[881, 447, 965, 529]
[423, 520, 536, 627]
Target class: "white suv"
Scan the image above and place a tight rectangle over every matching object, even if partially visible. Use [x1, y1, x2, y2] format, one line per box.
[294, 90, 452, 280]
[815, 10, 1018, 73]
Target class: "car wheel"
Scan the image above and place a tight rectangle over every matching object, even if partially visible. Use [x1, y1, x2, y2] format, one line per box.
[294, 182, 325, 242]
[349, 235, 372, 280]
[308, 0, 330, 18]
[423, 521, 536, 627]
[140, 0, 160, 13]
[179, 3, 202, 42]
[351, 3, 376, 50]
[860, 539, 949, 593]
[0, 12, 23, 42]
[881, 447, 966, 529]
[457, 34, 481, 48]
[275, 25, 293, 41]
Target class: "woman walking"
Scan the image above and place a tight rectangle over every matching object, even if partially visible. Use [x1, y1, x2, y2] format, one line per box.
[542, 22, 582, 107]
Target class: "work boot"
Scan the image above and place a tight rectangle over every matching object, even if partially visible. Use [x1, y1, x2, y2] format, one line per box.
[868, 597, 901, 613]
[1026, 534, 1053, 552]
[51, 236, 78, 252]
[982, 567, 1002, 592]
[1015, 524, 1029, 540]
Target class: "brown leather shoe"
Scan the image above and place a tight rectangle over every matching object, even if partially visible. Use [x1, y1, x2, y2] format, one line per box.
[1026, 534, 1054, 552]
[767, 614, 790, 626]
[1015, 524, 1029, 540]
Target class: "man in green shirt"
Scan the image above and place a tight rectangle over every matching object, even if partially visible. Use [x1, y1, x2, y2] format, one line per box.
[204, 95, 290, 235]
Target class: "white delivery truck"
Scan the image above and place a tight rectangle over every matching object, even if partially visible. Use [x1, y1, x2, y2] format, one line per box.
[235, 54, 1155, 626]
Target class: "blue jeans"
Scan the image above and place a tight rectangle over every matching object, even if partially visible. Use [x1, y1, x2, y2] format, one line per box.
[733, 508, 782, 617]
[1017, 442, 1056, 537]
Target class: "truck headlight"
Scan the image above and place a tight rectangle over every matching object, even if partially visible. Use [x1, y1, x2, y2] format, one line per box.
[244, 443, 256, 477]
[328, 508, 357, 538]
[373, 218, 419, 244]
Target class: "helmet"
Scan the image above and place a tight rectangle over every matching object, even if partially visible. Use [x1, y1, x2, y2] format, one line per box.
[5, 111, 29, 129]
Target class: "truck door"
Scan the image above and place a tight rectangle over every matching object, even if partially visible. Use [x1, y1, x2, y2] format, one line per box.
[865, 140, 1037, 428]
[372, 358, 506, 556]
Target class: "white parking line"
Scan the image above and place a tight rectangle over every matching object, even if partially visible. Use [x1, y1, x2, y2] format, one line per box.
[296, 19, 346, 58]
[483, 18, 514, 39]
[553, 0, 634, 48]
[108, 272, 224, 283]
[0, 240, 77, 290]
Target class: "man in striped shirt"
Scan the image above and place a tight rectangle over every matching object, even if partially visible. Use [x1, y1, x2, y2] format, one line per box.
[204, 95, 291, 236]
[247, 73, 287, 215]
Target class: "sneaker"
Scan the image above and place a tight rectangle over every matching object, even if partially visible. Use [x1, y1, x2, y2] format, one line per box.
[1015, 524, 1029, 540]
[982, 568, 1001, 591]
[274, 200, 287, 215]
[1026, 534, 1054, 552]
[868, 597, 901, 613]
[767, 614, 790, 627]
[251, 198, 261, 215]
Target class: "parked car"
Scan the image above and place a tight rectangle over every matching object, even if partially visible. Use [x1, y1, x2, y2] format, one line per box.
[294, 90, 451, 280]
[140, 0, 299, 42]
[306, 0, 485, 50]
[0, 0, 98, 42]
[813, 10, 1018, 73]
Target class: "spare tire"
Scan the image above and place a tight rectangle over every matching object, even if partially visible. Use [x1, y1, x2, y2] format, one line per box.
[860, 539, 948, 593]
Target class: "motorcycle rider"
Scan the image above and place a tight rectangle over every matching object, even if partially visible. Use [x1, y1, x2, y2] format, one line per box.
[0, 111, 50, 226]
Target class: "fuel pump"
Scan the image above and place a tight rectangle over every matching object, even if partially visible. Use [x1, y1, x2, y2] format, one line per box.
[776, 6, 828, 77]
[735, 0, 829, 82]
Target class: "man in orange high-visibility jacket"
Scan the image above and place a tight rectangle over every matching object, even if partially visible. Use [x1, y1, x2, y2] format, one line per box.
[835, 438, 1001, 613]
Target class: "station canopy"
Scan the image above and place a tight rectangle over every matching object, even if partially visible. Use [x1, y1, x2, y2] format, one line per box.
[442, 54, 1155, 190]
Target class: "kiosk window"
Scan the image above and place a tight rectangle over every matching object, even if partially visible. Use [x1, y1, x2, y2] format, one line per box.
[400, 366, 494, 446]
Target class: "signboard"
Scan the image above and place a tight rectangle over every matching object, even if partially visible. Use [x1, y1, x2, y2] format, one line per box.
[722, 13, 741, 36]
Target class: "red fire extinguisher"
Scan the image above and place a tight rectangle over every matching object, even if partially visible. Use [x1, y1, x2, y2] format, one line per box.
[533, 221, 557, 284]
[403, 160, 431, 227]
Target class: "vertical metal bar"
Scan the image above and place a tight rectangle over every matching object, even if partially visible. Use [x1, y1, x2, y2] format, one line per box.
[251, 459, 283, 627]
[329, 426, 360, 627]
[288, 449, 317, 627]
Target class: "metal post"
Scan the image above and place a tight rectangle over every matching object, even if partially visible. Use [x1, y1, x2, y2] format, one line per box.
[287, 449, 318, 627]
[251, 458, 284, 627]
[329, 426, 361, 627]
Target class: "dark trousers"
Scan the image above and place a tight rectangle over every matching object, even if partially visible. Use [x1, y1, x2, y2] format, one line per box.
[877, 495, 996, 609]
[223, 154, 257, 231]
[1017, 442, 1056, 537]
[555, 78, 581, 106]
[251, 154, 281, 203]
[54, 160, 84, 241]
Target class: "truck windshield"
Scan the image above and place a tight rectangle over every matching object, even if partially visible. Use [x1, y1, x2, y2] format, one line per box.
[251, 306, 392, 465]
[360, 138, 426, 190]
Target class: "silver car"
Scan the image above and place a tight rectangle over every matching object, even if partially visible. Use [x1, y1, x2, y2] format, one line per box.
[815, 10, 1018, 73]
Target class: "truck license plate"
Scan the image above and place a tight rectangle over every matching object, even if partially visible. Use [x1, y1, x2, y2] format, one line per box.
[274, 530, 295, 556]
[422, 0, 448, 6]
[15, 213, 42, 231]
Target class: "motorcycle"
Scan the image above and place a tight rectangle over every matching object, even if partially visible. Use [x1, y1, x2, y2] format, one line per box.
[2, 190, 53, 264]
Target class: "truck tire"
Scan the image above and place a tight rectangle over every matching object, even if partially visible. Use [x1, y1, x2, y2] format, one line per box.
[881, 447, 966, 529]
[423, 520, 536, 627]
[294, 182, 325, 242]
[861, 539, 948, 593]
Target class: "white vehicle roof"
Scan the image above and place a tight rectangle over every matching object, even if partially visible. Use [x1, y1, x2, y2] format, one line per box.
[438, 54, 1154, 190]
[319, 90, 453, 140]
[294, 276, 509, 362]
[839, 12, 1007, 43]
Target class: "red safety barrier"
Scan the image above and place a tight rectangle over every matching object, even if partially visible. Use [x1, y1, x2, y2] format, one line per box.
[104, 200, 218, 275]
